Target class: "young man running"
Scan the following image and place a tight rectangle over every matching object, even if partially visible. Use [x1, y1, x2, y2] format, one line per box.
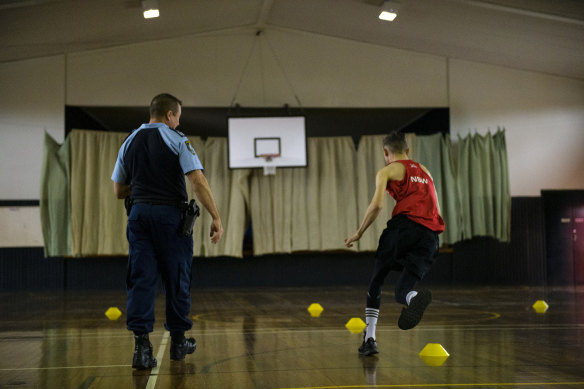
[345, 131, 445, 356]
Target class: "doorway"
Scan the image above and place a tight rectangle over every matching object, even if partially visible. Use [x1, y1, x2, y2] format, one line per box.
[542, 190, 584, 285]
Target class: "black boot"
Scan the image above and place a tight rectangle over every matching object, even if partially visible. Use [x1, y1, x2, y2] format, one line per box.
[170, 335, 197, 361]
[132, 334, 157, 369]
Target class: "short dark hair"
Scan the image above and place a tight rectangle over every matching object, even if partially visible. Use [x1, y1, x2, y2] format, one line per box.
[150, 93, 182, 118]
[383, 131, 407, 153]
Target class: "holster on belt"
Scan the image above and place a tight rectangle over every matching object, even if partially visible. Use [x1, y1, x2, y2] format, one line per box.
[180, 199, 200, 236]
[124, 197, 134, 217]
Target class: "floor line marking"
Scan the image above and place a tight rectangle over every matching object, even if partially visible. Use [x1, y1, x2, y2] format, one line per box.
[277, 382, 584, 389]
[146, 331, 169, 389]
[0, 365, 131, 371]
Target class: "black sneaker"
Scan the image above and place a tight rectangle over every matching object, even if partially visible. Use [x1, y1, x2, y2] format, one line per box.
[132, 334, 157, 370]
[170, 337, 197, 361]
[398, 289, 432, 330]
[358, 335, 379, 356]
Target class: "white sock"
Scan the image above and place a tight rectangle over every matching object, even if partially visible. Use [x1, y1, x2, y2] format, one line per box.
[365, 308, 379, 340]
[406, 291, 418, 305]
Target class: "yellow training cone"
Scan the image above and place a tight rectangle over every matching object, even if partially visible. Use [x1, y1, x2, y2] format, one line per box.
[532, 300, 549, 314]
[105, 307, 122, 321]
[307, 303, 324, 317]
[419, 343, 449, 366]
[345, 317, 366, 334]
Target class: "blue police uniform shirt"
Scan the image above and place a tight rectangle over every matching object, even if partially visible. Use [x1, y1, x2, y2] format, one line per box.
[111, 123, 203, 201]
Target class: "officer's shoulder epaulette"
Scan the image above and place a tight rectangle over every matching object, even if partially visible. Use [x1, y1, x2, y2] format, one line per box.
[171, 128, 186, 137]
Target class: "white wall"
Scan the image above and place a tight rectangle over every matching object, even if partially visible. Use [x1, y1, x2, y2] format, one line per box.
[1, 27, 583, 246]
[0, 207, 44, 247]
[0, 55, 65, 200]
[65, 28, 447, 107]
[449, 59, 584, 196]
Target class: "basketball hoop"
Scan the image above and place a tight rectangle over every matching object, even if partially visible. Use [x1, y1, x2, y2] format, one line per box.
[258, 153, 279, 162]
[258, 153, 280, 175]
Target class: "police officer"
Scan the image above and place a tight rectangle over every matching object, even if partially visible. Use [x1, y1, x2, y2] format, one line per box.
[111, 93, 223, 369]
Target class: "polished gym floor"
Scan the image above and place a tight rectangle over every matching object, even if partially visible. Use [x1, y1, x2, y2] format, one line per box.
[0, 285, 583, 389]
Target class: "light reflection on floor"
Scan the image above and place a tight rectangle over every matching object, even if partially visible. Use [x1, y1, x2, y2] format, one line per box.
[0, 286, 583, 389]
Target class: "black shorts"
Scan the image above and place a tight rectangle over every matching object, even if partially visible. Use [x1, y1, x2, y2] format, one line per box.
[375, 214, 439, 279]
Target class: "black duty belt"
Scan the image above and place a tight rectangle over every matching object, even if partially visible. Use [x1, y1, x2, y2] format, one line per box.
[132, 199, 188, 209]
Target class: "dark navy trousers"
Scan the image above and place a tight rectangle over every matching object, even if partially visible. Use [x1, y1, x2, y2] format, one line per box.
[126, 203, 194, 333]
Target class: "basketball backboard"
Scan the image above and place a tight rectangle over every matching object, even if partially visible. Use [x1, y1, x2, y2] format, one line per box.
[227, 117, 307, 171]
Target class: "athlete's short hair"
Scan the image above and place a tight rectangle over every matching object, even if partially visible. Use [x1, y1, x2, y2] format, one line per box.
[383, 131, 407, 154]
[150, 93, 182, 118]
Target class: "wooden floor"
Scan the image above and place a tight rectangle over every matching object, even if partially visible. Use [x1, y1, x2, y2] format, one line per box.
[0, 285, 583, 389]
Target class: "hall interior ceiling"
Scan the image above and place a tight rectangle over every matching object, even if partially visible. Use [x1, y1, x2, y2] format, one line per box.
[0, 0, 582, 80]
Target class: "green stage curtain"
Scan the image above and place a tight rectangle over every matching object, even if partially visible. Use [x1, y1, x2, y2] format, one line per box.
[186, 137, 249, 258]
[67, 131, 246, 258]
[40, 132, 72, 257]
[456, 128, 511, 242]
[69, 130, 128, 256]
[248, 137, 359, 255]
[414, 133, 461, 245]
[42, 128, 510, 257]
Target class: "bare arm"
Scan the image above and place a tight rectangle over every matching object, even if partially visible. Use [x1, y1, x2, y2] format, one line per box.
[344, 163, 403, 248]
[186, 170, 223, 244]
[113, 182, 131, 199]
